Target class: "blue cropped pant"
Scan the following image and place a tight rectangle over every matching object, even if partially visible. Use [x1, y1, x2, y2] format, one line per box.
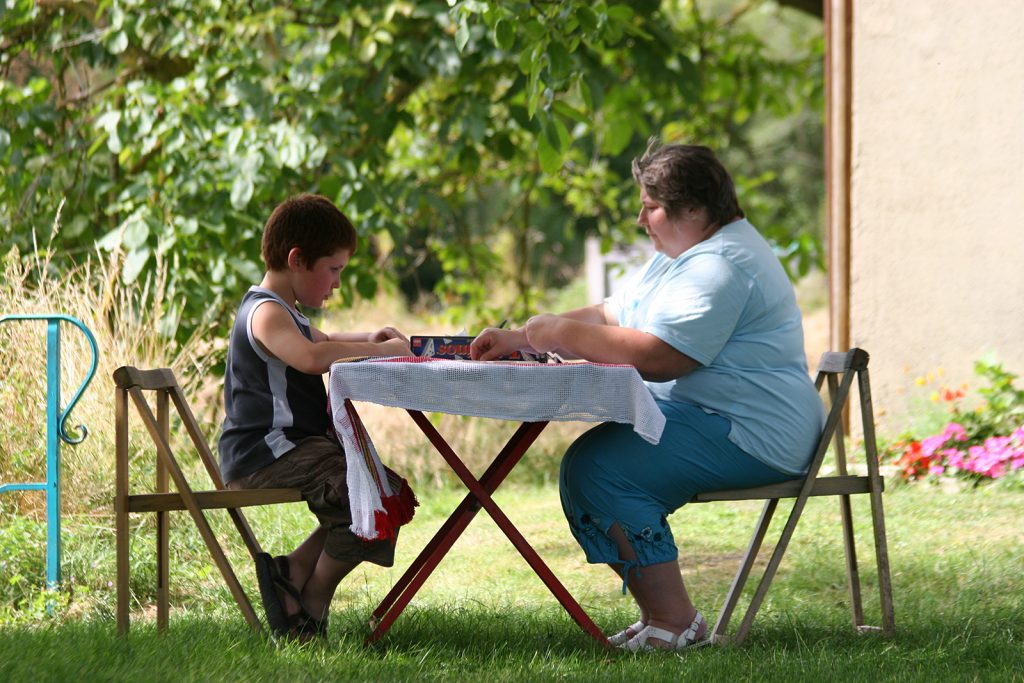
[559, 400, 794, 580]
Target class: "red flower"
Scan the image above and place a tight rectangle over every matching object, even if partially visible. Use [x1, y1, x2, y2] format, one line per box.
[941, 388, 965, 402]
[894, 440, 934, 480]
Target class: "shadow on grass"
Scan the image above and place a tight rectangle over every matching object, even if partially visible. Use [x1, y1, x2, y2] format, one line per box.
[3, 597, 1020, 683]
[3, 489, 1023, 680]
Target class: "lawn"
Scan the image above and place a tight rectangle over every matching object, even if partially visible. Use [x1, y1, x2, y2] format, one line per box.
[1, 484, 1022, 682]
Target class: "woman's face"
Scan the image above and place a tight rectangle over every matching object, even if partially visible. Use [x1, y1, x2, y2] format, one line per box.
[637, 188, 692, 258]
[637, 188, 719, 258]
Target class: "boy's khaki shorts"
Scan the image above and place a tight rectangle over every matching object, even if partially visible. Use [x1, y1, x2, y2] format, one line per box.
[227, 435, 396, 566]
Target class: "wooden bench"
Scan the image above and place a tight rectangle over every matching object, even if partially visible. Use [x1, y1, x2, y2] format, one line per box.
[695, 348, 895, 645]
[113, 366, 302, 634]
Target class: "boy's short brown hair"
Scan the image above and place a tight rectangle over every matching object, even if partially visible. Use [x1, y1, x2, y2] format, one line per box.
[261, 194, 357, 271]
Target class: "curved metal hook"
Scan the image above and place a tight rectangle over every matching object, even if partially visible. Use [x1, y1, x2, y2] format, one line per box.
[56, 316, 98, 445]
[0, 314, 99, 445]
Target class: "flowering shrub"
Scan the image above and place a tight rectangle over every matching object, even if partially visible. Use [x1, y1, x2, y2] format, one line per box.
[885, 359, 1024, 485]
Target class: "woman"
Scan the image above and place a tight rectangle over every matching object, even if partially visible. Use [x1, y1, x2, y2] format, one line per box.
[470, 141, 825, 651]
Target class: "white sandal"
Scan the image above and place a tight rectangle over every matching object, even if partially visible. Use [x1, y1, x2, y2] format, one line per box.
[620, 612, 709, 652]
[607, 620, 646, 646]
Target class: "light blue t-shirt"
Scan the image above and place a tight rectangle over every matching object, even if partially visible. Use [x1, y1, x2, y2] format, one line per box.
[606, 218, 825, 475]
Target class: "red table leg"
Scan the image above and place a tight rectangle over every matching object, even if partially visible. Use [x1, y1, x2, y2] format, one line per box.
[367, 419, 547, 641]
[365, 411, 611, 648]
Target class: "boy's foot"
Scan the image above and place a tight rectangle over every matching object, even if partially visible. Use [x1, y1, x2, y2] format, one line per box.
[256, 553, 308, 638]
[288, 612, 329, 644]
[254, 552, 290, 636]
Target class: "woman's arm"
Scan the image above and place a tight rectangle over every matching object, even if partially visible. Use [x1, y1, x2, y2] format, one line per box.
[524, 313, 698, 381]
[554, 303, 617, 326]
[470, 304, 610, 361]
[470, 303, 696, 381]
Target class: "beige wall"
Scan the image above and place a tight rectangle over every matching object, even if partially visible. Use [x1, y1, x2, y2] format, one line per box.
[849, 0, 1024, 433]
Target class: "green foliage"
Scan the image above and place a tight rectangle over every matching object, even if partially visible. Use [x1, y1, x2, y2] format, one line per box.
[0, 515, 45, 610]
[2, 0, 824, 343]
[966, 358, 1024, 440]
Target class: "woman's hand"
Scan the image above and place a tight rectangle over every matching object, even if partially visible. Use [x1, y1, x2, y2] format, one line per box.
[523, 314, 563, 354]
[470, 328, 529, 361]
[368, 326, 408, 343]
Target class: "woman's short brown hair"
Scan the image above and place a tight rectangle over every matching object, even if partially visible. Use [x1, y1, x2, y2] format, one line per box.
[261, 194, 357, 271]
[631, 140, 744, 226]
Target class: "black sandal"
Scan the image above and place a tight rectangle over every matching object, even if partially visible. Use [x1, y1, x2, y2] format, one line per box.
[289, 612, 329, 643]
[254, 552, 290, 636]
[256, 553, 309, 638]
[270, 555, 301, 601]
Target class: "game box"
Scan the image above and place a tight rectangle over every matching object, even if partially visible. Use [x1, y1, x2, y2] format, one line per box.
[410, 335, 529, 361]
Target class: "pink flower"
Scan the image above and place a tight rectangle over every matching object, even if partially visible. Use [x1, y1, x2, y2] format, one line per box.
[943, 448, 965, 468]
[944, 423, 968, 441]
[920, 434, 949, 457]
[891, 421, 1024, 482]
[984, 435, 1011, 456]
[921, 423, 969, 456]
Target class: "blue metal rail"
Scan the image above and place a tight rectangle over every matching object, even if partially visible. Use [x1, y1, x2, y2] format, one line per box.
[0, 314, 98, 588]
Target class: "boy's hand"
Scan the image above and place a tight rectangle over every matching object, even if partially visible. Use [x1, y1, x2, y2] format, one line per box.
[368, 326, 408, 343]
[470, 328, 529, 361]
[376, 336, 411, 356]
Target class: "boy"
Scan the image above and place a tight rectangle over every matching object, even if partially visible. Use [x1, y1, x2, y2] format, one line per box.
[218, 194, 411, 641]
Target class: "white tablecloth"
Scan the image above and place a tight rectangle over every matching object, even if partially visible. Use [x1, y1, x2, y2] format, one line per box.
[329, 357, 665, 445]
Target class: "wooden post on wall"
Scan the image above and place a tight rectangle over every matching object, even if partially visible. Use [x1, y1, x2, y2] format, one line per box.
[825, 0, 852, 357]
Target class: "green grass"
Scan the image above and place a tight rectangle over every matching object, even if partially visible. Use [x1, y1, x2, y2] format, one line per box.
[2, 485, 1023, 681]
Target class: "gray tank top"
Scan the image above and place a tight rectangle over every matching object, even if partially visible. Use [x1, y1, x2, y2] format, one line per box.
[218, 287, 330, 482]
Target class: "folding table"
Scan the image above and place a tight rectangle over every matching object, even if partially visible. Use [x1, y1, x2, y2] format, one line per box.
[328, 357, 665, 646]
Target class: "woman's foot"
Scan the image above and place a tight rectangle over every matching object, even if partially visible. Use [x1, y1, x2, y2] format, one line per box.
[607, 620, 646, 646]
[621, 611, 708, 652]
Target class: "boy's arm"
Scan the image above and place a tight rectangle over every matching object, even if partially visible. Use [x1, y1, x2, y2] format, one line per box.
[309, 327, 408, 343]
[251, 303, 409, 374]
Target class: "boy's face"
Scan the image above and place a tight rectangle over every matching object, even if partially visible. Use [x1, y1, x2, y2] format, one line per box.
[293, 248, 351, 308]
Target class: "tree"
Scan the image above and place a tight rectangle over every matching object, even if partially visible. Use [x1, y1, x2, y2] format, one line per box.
[1, 0, 823, 344]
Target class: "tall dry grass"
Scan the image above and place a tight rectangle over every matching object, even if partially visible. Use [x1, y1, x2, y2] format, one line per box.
[0, 209, 220, 518]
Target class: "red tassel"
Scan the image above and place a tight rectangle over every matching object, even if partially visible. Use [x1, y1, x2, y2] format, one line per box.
[399, 480, 418, 516]
[382, 486, 417, 526]
[365, 478, 418, 542]
[371, 509, 396, 541]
